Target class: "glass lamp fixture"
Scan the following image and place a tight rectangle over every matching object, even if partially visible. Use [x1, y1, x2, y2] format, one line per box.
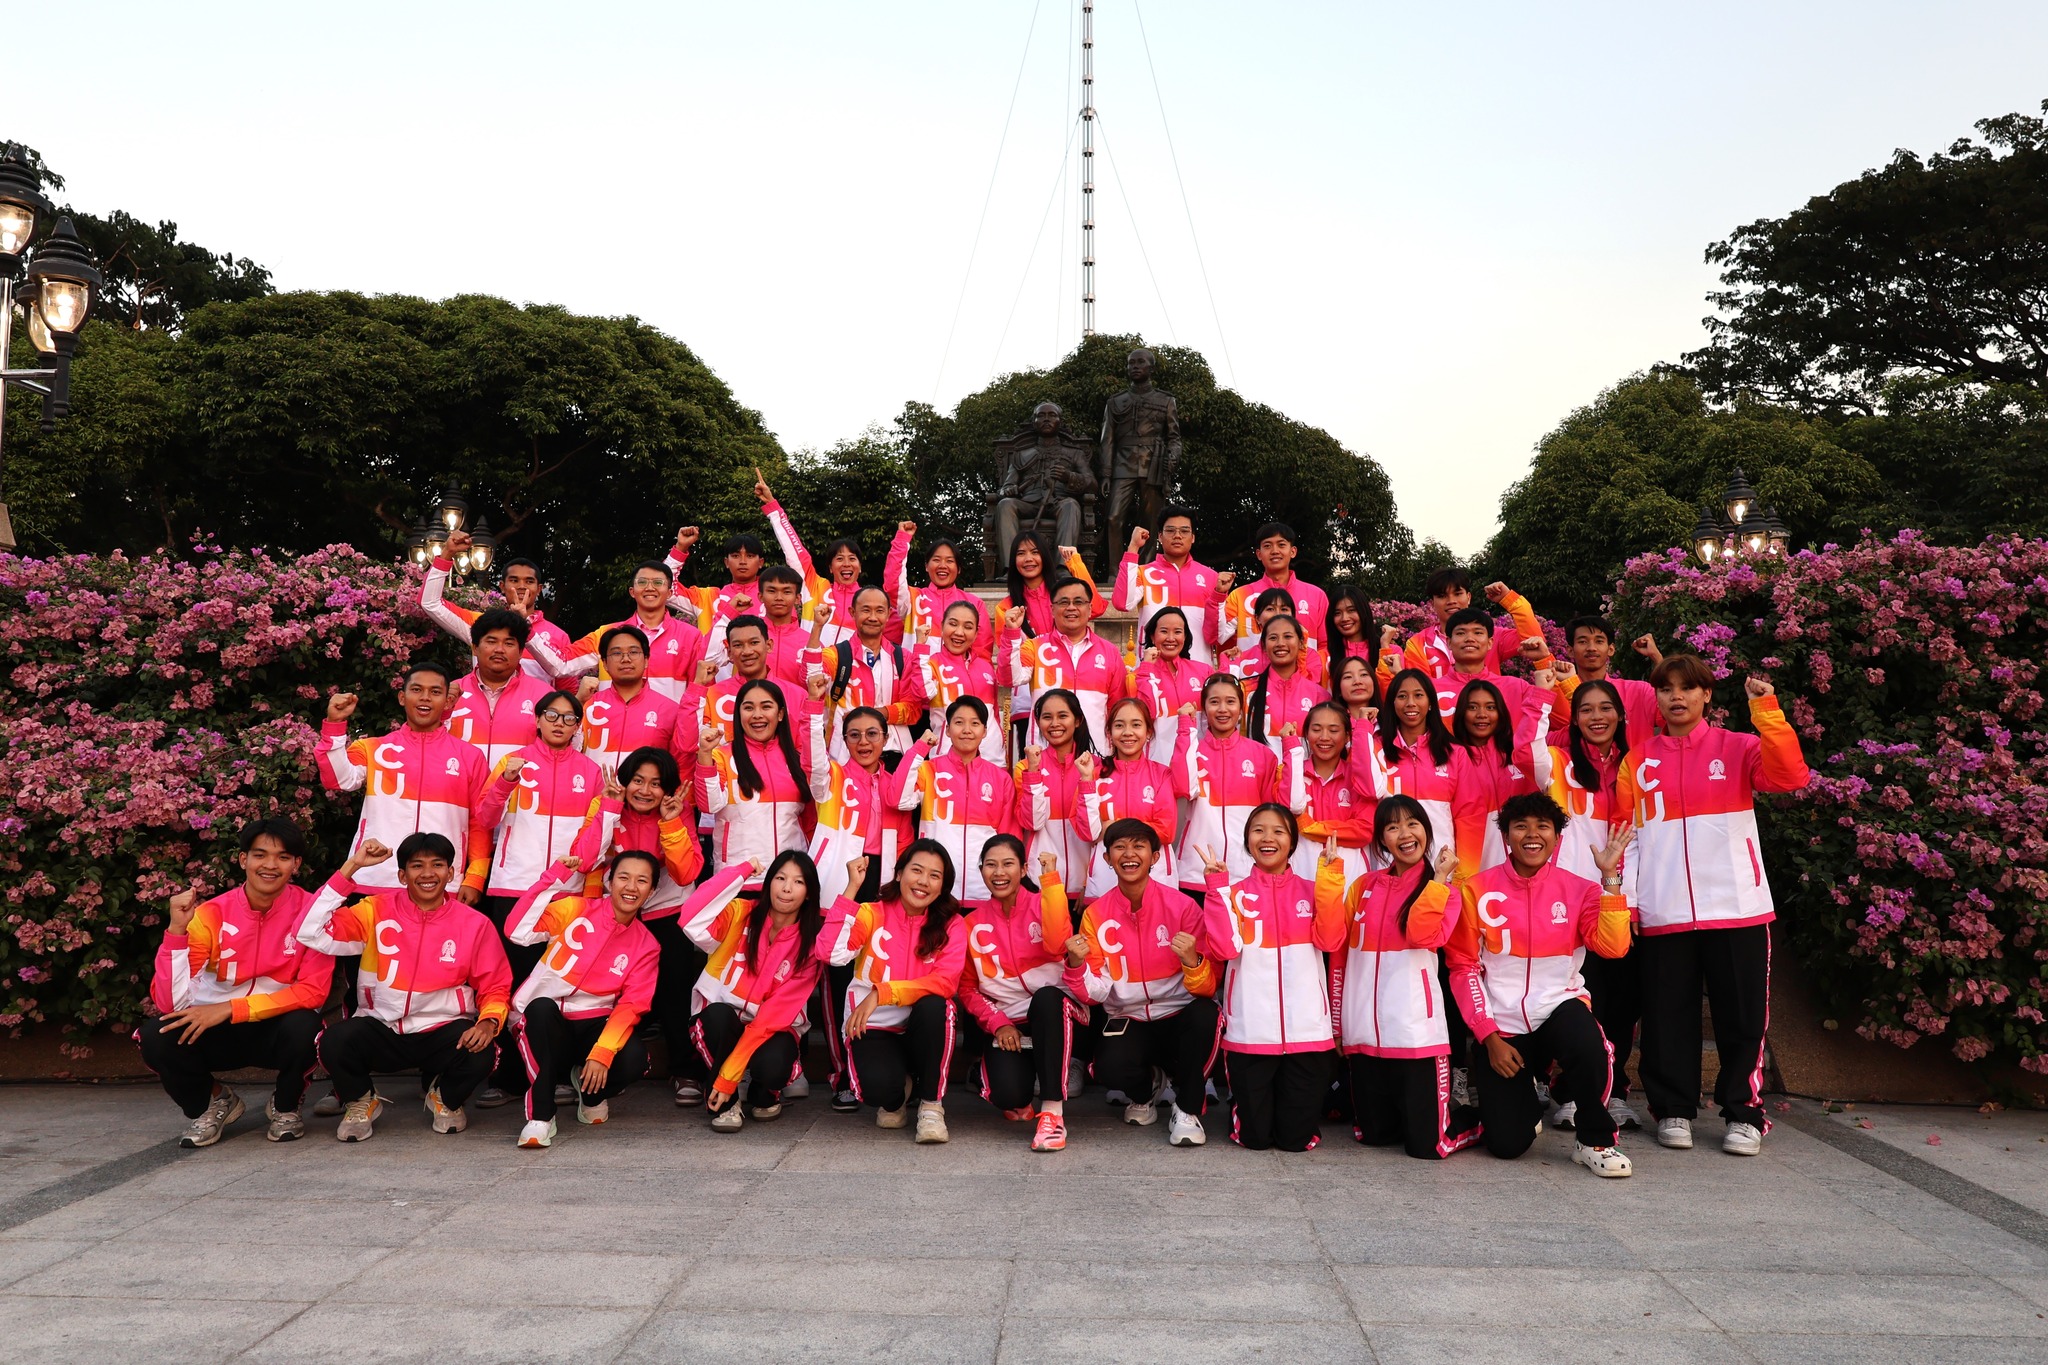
[1691, 513, 1725, 565]
[1720, 468, 1757, 528]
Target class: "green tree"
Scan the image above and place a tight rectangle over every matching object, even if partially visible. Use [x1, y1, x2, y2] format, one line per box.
[1685, 102, 2048, 412]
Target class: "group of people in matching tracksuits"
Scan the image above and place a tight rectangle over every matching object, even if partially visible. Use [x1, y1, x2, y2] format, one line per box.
[135, 478, 1811, 1178]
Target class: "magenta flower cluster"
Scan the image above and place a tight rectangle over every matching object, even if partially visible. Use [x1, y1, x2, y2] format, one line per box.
[0, 544, 458, 1040]
[1611, 532, 2048, 1070]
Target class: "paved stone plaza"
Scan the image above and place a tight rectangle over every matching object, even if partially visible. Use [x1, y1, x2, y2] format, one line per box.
[2, 1082, 2046, 1363]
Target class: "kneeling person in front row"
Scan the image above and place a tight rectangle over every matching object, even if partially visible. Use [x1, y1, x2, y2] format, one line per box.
[297, 834, 512, 1141]
[503, 849, 664, 1148]
[1447, 793, 1636, 1178]
[137, 818, 335, 1147]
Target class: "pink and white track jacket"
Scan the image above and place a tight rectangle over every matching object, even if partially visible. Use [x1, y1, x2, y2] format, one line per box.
[1283, 747, 1376, 881]
[1542, 742, 1637, 906]
[151, 886, 333, 1023]
[886, 747, 1018, 901]
[811, 639, 919, 759]
[1016, 748, 1094, 891]
[886, 525, 994, 659]
[1401, 590, 1541, 680]
[1222, 574, 1331, 653]
[1352, 721, 1456, 859]
[1447, 861, 1630, 1040]
[825, 894, 970, 1032]
[1132, 655, 1208, 764]
[317, 722, 493, 892]
[1247, 666, 1330, 762]
[1554, 672, 1660, 747]
[1074, 757, 1179, 897]
[1171, 725, 1280, 889]
[298, 876, 512, 1033]
[1000, 627, 1129, 747]
[808, 756, 917, 905]
[958, 874, 1077, 1029]
[1202, 865, 1348, 1054]
[418, 555, 573, 683]
[1615, 695, 1810, 935]
[698, 706, 831, 890]
[1065, 879, 1220, 1022]
[444, 669, 554, 770]
[1331, 863, 1456, 1058]
[566, 797, 705, 918]
[506, 865, 660, 1066]
[1115, 552, 1226, 665]
[579, 682, 689, 779]
[534, 612, 707, 704]
[900, 646, 1007, 764]
[475, 742, 604, 897]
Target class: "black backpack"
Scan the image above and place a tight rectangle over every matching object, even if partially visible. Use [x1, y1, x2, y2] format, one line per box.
[830, 641, 907, 703]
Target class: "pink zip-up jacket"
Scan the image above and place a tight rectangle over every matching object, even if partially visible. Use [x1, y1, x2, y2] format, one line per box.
[1352, 720, 1456, 857]
[761, 497, 904, 648]
[958, 874, 1077, 1029]
[476, 742, 604, 897]
[1000, 627, 1129, 747]
[1283, 747, 1376, 880]
[317, 722, 494, 892]
[1555, 672, 1661, 746]
[887, 524, 994, 659]
[1132, 655, 1208, 764]
[1402, 590, 1541, 680]
[1074, 757, 1179, 898]
[886, 745, 1018, 901]
[809, 757, 918, 905]
[1331, 862, 1457, 1058]
[297, 876, 512, 1033]
[1543, 741, 1637, 907]
[1016, 748, 1094, 891]
[1446, 684, 1554, 881]
[151, 886, 332, 1022]
[579, 682, 690, 779]
[1248, 665, 1330, 760]
[1431, 666, 1543, 725]
[505, 864, 660, 1066]
[1615, 695, 1810, 935]
[899, 645, 1007, 765]
[1115, 552, 1226, 665]
[705, 614, 820, 695]
[698, 705, 831, 889]
[443, 670, 554, 770]
[1171, 724, 1280, 888]
[1202, 864, 1348, 1054]
[825, 894, 970, 1032]
[418, 554, 573, 684]
[533, 612, 707, 703]
[812, 639, 919, 759]
[566, 796, 705, 918]
[1223, 574, 1331, 653]
[1066, 878, 1221, 1022]
[1448, 861, 1630, 1040]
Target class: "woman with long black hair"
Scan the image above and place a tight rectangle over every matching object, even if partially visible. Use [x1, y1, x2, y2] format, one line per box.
[1333, 795, 1481, 1159]
[1356, 669, 1458, 859]
[1325, 584, 1379, 671]
[687, 849, 847, 1132]
[1244, 614, 1330, 762]
[1017, 687, 1098, 892]
[1002, 530, 1107, 753]
[1133, 606, 1209, 765]
[1284, 699, 1374, 882]
[697, 676, 833, 892]
[827, 839, 971, 1142]
[1446, 671, 1553, 883]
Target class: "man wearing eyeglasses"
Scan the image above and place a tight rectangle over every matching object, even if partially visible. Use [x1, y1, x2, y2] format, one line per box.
[469, 689, 606, 1108]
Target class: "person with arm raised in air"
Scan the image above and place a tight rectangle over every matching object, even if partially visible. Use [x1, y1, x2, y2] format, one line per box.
[1114, 510, 1231, 667]
[530, 559, 707, 702]
[1221, 522, 1330, 655]
[438, 608, 558, 771]
[666, 521, 769, 633]
[1001, 531, 1108, 749]
[138, 818, 334, 1147]
[1131, 606, 1210, 767]
[419, 528, 573, 682]
[898, 599, 1005, 764]
[886, 696, 1019, 901]
[1014, 688, 1098, 894]
[1446, 793, 1637, 1178]
[1282, 700, 1375, 883]
[811, 585, 920, 761]
[749, 467, 891, 649]
[697, 675, 832, 894]
[1400, 569, 1540, 681]
[1000, 576, 1128, 753]
[1244, 613, 1331, 762]
[1074, 696, 1179, 900]
[1171, 674, 1281, 897]
[1553, 615, 1663, 744]
[887, 523, 993, 659]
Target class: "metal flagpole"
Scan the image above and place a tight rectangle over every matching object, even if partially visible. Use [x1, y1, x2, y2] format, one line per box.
[1080, 0, 1096, 339]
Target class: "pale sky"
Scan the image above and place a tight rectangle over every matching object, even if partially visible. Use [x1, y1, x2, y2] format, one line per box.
[12, 2, 2047, 553]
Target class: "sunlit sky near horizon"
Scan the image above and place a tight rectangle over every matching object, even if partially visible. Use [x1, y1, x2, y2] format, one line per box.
[10, 2, 2048, 554]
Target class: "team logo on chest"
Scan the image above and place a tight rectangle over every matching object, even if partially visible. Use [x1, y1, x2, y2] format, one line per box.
[573, 775, 587, 792]
[1708, 758, 1727, 781]
[1550, 901, 1568, 926]
[1295, 899, 1312, 919]
[981, 783, 993, 801]
[1240, 760, 1255, 778]
[1027, 922, 1044, 944]
[444, 758, 461, 776]
[439, 939, 457, 964]
[612, 952, 629, 976]
[1154, 924, 1172, 948]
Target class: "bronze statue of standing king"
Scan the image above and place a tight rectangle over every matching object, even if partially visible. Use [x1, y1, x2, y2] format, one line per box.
[1097, 346, 1181, 579]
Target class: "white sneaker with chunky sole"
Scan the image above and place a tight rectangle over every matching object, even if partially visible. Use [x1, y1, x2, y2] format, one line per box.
[1168, 1109, 1207, 1147]
[517, 1119, 556, 1149]
[1657, 1117, 1694, 1149]
[1723, 1121, 1763, 1156]
[1574, 1142, 1633, 1178]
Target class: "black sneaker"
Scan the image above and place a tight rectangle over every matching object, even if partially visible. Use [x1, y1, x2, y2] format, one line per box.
[831, 1087, 860, 1113]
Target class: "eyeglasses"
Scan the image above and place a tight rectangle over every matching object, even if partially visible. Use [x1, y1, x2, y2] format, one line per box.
[538, 710, 580, 723]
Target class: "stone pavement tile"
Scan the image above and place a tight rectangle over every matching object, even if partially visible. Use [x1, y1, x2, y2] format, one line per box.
[1336, 1266, 1716, 1330]
[249, 1302, 647, 1363]
[1036, 1212, 1329, 1265]
[1808, 1172, 2048, 1276]
[411, 1196, 735, 1252]
[333, 1246, 689, 1308]
[8, 1240, 395, 1302]
[211, 1156, 516, 1203]
[1009, 1260, 1352, 1324]
[0, 1294, 303, 1365]
[0, 1238, 89, 1289]
[1312, 1212, 1637, 1268]
[1663, 1270, 2048, 1336]
[619, 1308, 1001, 1363]
[1814, 1105, 2048, 1217]
[113, 1194, 455, 1248]
[487, 1165, 762, 1208]
[704, 1204, 1030, 1259]
[1998, 1275, 2048, 1310]
[1366, 1325, 1754, 1364]
[998, 1318, 1375, 1363]
[0, 1189, 193, 1241]
[118, 1150, 303, 1198]
[673, 1254, 1009, 1316]
[1597, 1191, 1972, 1275]
[1729, 1333, 2048, 1365]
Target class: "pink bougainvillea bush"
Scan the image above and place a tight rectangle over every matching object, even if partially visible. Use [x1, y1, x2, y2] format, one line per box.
[1610, 531, 2048, 1071]
[0, 544, 463, 1038]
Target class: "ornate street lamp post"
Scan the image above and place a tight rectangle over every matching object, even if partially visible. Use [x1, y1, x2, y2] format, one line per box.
[0, 144, 102, 551]
[409, 485, 494, 580]
[1689, 468, 1791, 565]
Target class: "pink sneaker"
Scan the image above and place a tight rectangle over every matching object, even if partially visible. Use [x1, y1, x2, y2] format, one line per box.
[1031, 1112, 1068, 1152]
[1002, 1105, 1036, 1122]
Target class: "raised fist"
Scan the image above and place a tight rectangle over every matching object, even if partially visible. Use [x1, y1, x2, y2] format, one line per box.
[1074, 753, 1099, 782]
[807, 672, 832, 702]
[355, 839, 393, 868]
[675, 526, 701, 551]
[1744, 675, 1776, 699]
[1038, 851, 1060, 880]
[1127, 527, 1149, 555]
[897, 521, 917, 538]
[326, 693, 358, 722]
[167, 887, 204, 935]
[444, 529, 473, 557]
[1483, 582, 1510, 604]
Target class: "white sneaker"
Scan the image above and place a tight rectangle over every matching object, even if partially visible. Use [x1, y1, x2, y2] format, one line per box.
[876, 1105, 910, 1130]
[1168, 1108, 1206, 1147]
[710, 1105, 744, 1132]
[335, 1093, 382, 1142]
[1547, 1099, 1577, 1130]
[312, 1089, 345, 1118]
[517, 1118, 556, 1148]
[784, 1072, 810, 1100]
[1124, 1100, 1159, 1126]
[577, 1097, 609, 1126]
[915, 1103, 949, 1144]
[1607, 1096, 1643, 1131]
[1657, 1117, 1694, 1149]
[179, 1087, 244, 1148]
[1066, 1058, 1086, 1099]
[747, 1102, 784, 1121]
[264, 1100, 304, 1143]
[1723, 1121, 1763, 1156]
[423, 1085, 467, 1134]
[1574, 1141, 1633, 1178]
